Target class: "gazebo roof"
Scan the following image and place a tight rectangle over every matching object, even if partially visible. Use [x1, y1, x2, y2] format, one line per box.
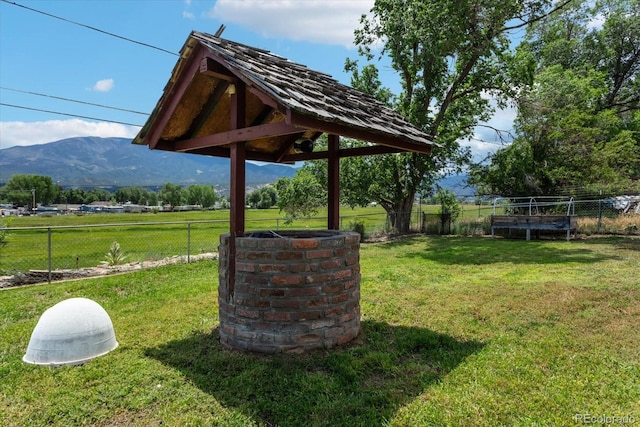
[133, 31, 435, 162]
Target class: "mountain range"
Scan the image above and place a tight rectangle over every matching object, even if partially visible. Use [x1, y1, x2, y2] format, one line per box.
[0, 137, 297, 189]
[0, 136, 473, 196]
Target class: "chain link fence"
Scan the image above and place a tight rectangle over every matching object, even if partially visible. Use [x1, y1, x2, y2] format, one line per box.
[0, 213, 396, 282]
[421, 196, 640, 237]
[1, 200, 638, 283]
[0, 221, 225, 280]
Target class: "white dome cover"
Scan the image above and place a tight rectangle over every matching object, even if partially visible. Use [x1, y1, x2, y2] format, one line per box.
[23, 297, 118, 366]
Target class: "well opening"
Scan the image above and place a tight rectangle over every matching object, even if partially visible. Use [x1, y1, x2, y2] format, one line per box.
[218, 230, 361, 353]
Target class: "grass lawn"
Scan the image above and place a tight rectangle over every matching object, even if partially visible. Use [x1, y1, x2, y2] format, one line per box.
[1, 205, 426, 272]
[1, 236, 638, 426]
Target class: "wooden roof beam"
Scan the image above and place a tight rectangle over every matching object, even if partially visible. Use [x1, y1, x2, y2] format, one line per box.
[156, 136, 408, 162]
[249, 106, 276, 126]
[248, 87, 281, 111]
[287, 111, 433, 155]
[200, 56, 237, 81]
[172, 121, 308, 152]
[186, 80, 230, 138]
[151, 137, 404, 163]
[279, 144, 405, 162]
[145, 45, 205, 149]
[203, 53, 284, 115]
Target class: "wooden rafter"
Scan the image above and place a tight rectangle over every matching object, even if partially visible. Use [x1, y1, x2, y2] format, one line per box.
[186, 80, 230, 138]
[278, 144, 405, 163]
[200, 56, 237, 81]
[145, 44, 204, 149]
[172, 121, 308, 152]
[287, 111, 432, 155]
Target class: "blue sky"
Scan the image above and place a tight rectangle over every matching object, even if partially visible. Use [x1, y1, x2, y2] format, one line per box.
[0, 0, 513, 160]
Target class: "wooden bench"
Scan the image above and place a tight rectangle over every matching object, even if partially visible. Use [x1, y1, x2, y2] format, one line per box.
[490, 215, 578, 241]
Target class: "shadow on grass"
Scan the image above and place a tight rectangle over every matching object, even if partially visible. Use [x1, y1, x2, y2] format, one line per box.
[375, 235, 623, 265]
[607, 236, 640, 252]
[145, 320, 483, 426]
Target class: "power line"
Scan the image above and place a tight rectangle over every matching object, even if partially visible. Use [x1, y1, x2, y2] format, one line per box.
[1, 0, 178, 57]
[0, 103, 144, 127]
[0, 87, 148, 115]
[467, 137, 510, 146]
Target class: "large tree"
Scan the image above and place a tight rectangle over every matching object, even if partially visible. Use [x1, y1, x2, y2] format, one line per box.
[247, 186, 277, 209]
[336, 0, 569, 232]
[275, 170, 325, 223]
[1, 174, 59, 209]
[471, 0, 640, 196]
[58, 188, 90, 205]
[114, 186, 152, 205]
[86, 188, 113, 203]
[186, 185, 217, 208]
[158, 183, 185, 210]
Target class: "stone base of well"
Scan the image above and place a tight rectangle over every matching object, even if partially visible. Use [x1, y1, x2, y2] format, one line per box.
[218, 230, 361, 353]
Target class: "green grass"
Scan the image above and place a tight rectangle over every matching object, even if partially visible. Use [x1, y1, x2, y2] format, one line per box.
[5, 205, 386, 228]
[1, 220, 227, 272]
[1, 236, 638, 426]
[0, 205, 419, 273]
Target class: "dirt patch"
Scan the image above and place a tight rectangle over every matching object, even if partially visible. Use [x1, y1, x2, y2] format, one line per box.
[0, 253, 217, 290]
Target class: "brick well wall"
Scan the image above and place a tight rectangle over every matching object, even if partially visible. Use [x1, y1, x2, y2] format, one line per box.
[218, 230, 361, 353]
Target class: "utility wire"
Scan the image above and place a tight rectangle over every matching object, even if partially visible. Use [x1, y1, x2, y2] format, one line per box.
[1, 0, 178, 56]
[0, 87, 148, 115]
[0, 103, 144, 127]
[467, 137, 510, 146]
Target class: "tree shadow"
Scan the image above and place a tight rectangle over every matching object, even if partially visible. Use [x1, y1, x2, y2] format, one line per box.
[375, 235, 624, 265]
[145, 320, 484, 426]
[601, 236, 640, 252]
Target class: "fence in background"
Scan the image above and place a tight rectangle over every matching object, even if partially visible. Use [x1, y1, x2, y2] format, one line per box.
[1, 220, 224, 279]
[0, 212, 401, 281]
[424, 197, 639, 236]
[1, 201, 638, 282]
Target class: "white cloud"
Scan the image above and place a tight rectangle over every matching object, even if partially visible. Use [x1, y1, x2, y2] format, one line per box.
[92, 78, 115, 92]
[0, 120, 140, 149]
[587, 14, 605, 30]
[207, 0, 374, 47]
[183, 11, 195, 20]
[463, 135, 506, 164]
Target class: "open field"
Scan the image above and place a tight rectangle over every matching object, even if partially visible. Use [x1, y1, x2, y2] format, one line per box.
[2, 204, 460, 228]
[2, 204, 638, 276]
[1, 235, 638, 426]
[0, 205, 460, 274]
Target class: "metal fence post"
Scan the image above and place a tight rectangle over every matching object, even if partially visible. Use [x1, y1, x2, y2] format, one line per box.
[597, 198, 602, 233]
[187, 222, 191, 264]
[48, 227, 52, 283]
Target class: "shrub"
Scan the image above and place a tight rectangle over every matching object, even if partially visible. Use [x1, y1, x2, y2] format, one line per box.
[102, 241, 127, 266]
[349, 218, 366, 238]
[451, 217, 490, 236]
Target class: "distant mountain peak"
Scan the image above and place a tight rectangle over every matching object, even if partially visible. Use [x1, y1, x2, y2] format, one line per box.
[0, 136, 296, 188]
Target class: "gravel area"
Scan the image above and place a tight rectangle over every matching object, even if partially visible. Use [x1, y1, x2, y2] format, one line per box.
[0, 253, 217, 289]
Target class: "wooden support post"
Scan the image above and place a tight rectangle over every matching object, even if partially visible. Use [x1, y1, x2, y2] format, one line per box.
[328, 134, 340, 230]
[228, 81, 246, 300]
[230, 143, 246, 236]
